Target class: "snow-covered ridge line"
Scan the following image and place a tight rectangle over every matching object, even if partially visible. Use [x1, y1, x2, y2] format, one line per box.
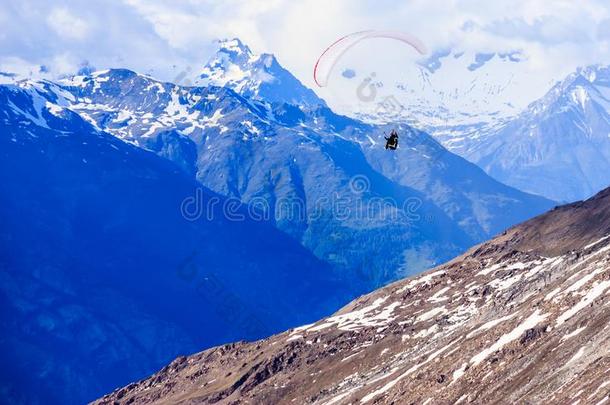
[1, 70, 277, 147]
[278, 231, 610, 404]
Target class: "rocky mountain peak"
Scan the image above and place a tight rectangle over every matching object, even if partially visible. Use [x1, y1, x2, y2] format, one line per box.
[217, 38, 254, 57]
[196, 37, 326, 108]
[526, 64, 610, 118]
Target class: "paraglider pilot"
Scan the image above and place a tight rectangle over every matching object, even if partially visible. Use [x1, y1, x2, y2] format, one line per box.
[385, 129, 399, 150]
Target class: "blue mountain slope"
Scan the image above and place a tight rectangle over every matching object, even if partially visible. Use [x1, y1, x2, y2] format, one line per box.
[286, 106, 555, 241]
[312, 112, 556, 241]
[193, 113, 474, 286]
[0, 84, 350, 404]
[189, 39, 556, 235]
[46, 63, 554, 286]
[52, 70, 475, 287]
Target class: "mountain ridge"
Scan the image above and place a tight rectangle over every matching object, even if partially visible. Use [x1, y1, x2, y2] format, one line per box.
[434, 64, 610, 202]
[196, 38, 326, 108]
[94, 186, 610, 404]
[35, 58, 554, 286]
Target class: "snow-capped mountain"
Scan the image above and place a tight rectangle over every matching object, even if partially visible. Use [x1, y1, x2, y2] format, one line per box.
[196, 38, 326, 108]
[451, 65, 610, 202]
[341, 48, 548, 129]
[408, 50, 533, 125]
[53, 68, 474, 287]
[42, 62, 554, 287]
[0, 82, 351, 405]
[95, 187, 610, 405]
[0, 38, 574, 405]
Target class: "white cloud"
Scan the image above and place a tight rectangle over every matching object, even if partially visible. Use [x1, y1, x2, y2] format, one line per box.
[598, 18, 610, 39]
[2, 0, 610, 111]
[0, 56, 46, 78]
[47, 8, 91, 40]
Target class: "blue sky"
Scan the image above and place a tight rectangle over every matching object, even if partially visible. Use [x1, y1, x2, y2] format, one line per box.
[3, 0, 610, 94]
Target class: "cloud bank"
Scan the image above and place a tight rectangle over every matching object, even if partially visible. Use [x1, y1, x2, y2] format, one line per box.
[2, 0, 610, 105]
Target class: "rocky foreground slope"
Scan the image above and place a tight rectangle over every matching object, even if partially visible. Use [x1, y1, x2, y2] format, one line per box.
[96, 188, 610, 404]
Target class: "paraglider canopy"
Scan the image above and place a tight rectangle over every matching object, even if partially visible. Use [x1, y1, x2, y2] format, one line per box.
[313, 30, 427, 87]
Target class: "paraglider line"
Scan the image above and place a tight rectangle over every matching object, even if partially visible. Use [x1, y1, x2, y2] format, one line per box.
[313, 30, 370, 87]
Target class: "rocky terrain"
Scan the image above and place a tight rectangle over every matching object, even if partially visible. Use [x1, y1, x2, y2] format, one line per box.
[96, 187, 610, 404]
